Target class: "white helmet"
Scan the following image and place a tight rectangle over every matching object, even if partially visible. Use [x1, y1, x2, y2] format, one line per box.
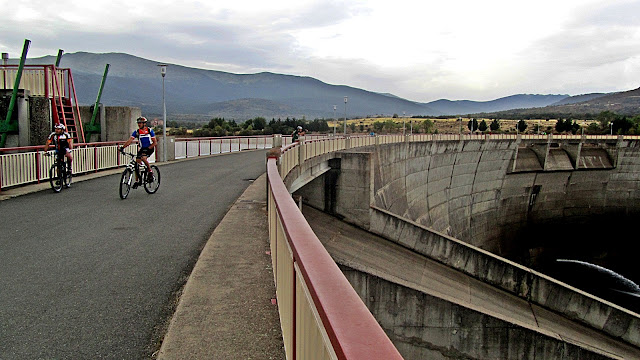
[55, 123, 65, 130]
[297, 126, 302, 130]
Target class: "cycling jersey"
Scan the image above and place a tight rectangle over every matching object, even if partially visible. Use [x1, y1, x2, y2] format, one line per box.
[48, 132, 72, 151]
[132, 127, 156, 148]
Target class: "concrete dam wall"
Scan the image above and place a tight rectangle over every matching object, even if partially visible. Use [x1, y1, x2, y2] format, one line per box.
[293, 137, 640, 353]
[370, 138, 637, 255]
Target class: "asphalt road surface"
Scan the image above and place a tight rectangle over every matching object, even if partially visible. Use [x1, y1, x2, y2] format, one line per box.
[0, 150, 267, 359]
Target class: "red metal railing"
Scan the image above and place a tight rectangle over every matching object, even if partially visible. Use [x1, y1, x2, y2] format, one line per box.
[267, 155, 403, 359]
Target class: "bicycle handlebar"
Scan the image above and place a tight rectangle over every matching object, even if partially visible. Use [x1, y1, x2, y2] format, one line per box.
[119, 148, 136, 157]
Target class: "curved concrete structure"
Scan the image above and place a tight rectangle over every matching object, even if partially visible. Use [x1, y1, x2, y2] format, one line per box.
[292, 136, 640, 358]
[371, 138, 638, 256]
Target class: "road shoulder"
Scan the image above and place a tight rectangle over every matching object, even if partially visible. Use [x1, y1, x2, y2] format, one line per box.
[157, 172, 285, 359]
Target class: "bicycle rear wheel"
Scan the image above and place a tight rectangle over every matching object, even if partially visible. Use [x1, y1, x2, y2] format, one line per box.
[119, 168, 133, 199]
[144, 165, 161, 194]
[49, 164, 63, 193]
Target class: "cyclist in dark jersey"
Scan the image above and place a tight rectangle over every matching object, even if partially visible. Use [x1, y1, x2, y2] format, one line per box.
[44, 123, 73, 174]
[292, 125, 305, 142]
[120, 117, 157, 187]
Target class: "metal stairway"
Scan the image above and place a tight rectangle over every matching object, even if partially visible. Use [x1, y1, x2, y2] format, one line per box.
[54, 97, 82, 143]
[50, 67, 85, 143]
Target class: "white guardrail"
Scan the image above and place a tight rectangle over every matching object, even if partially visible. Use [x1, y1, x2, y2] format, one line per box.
[172, 134, 328, 159]
[0, 133, 630, 191]
[0, 135, 310, 191]
[0, 142, 144, 190]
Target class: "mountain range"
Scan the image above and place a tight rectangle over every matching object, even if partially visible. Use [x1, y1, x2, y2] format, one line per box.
[13, 52, 635, 120]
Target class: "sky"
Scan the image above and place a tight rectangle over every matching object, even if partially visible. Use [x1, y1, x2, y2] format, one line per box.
[1, 0, 639, 103]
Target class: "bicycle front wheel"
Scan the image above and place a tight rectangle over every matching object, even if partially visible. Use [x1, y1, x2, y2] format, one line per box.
[64, 167, 72, 188]
[144, 165, 161, 194]
[119, 168, 133, 199]
[49, 164, 63, 193]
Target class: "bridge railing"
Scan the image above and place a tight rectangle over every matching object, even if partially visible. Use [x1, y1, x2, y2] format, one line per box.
[174, 136, 274, 159]
[0, 142, 153, 190]
[267, 137, 403, 358]
[0, 134, 332, 190]
[173, 134, 331, 160]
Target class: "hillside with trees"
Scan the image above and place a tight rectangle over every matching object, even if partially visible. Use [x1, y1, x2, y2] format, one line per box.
[476, 87, 640, 119]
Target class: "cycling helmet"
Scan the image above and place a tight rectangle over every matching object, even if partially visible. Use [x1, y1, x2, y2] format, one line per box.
[297, 126, 302, 130]
[55, 123, 65, 130]
[136, 116, 147, 123]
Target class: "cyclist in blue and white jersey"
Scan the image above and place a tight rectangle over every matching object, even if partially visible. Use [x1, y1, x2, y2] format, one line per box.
[120, 117, 157, 187]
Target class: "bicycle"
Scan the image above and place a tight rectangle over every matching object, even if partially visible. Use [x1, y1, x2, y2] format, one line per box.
[118, 150, 161, 199]
[45, 152, 72, 193]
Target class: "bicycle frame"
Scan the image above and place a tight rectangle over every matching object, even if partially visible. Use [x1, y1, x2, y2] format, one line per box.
[123, 152, 147, 179]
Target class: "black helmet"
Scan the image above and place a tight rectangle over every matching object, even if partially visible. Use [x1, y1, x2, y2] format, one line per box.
[136, 116, 147, 123]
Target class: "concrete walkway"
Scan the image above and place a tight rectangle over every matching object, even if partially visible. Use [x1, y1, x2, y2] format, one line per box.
[157, 173, 285, 359]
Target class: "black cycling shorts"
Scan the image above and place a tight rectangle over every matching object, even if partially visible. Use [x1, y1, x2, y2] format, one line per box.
[136, 147, 154, 159]
[56, 148, 71, 157]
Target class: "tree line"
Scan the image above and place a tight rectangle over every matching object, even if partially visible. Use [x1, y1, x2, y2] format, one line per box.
[466, 111, 640, 135]
[156, 117, 330, 137]
[156, 110, 640, 137]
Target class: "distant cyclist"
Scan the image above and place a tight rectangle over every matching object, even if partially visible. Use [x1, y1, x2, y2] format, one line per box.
[44, 123, 73, 175]
[292, 125, 305, 142]
[120, 117, 157, 188]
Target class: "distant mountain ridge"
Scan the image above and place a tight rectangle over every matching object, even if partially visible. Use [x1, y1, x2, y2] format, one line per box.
[479, 88, 640, 118]
[428, 94, 569, 115]
[11, 52, 615, 120]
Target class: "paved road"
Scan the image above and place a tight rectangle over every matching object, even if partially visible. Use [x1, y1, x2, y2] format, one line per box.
[0, 150, 267, 359]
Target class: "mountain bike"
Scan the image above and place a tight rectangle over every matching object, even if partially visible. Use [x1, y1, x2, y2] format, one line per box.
[45, 152, 72, 193]
[119, 150, 161, 199]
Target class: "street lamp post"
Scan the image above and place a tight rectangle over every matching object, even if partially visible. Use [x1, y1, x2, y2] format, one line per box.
[333, 105, 337, 137]
[344, 96, 348, 136]
[410, 114, 413, 135]
[158, 64, 167, 162]
[403, 111, 406, 136]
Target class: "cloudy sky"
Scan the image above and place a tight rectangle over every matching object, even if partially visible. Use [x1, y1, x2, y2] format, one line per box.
[2, 0, 639, 102]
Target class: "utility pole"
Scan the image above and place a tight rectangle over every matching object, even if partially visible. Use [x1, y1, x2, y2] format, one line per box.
[158, 64, 167, 162]
[344, 96, 348, 136]
[333, 105, 338, 138]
